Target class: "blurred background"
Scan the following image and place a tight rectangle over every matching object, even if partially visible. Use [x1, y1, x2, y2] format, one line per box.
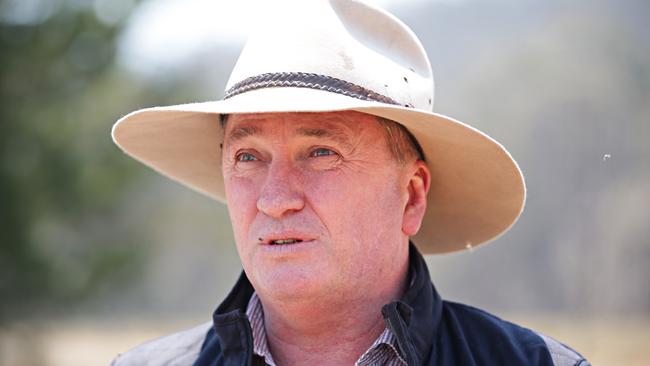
[0, 0, 648, 364]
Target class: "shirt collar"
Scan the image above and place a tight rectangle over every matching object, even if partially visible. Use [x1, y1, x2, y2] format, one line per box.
[244, 292, 277, 366]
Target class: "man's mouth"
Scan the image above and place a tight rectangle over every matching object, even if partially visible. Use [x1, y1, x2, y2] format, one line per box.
[269, 239, 303, 245]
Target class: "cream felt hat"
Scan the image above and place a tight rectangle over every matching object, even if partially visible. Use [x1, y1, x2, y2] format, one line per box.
[111, 0, 525, 254]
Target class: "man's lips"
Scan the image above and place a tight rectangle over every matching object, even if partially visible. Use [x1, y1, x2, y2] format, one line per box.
[258, 232, 315, 246]
[256, 232, 318, 256]
[268, 238, 303, 245]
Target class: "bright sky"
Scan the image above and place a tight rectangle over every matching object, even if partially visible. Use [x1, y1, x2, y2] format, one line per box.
[117, 0, 458, 76]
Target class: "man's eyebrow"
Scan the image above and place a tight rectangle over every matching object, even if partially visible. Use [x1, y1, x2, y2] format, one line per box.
[295, 127, 353, 148]
[226, 125, 263, 143]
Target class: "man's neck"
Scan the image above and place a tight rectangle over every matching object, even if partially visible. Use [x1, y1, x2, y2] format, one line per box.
[257, 260, 410, 366]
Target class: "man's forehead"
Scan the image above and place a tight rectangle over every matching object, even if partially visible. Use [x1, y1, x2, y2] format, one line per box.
[224, 111, 377, 143]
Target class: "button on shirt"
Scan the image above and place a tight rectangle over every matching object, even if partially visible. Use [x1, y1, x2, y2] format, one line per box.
[245, 293, 407, 366]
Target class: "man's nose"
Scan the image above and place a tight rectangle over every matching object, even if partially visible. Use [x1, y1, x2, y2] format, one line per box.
[256, 161, 305, 219]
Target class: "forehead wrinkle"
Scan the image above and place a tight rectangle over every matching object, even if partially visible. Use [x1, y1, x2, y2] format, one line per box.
[294, 127, 354, 150]
[226, 125, 264, 143]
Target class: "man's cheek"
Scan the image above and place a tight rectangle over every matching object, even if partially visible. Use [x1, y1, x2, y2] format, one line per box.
[225, 183, 257, 239]
[226, 177, 259, 208]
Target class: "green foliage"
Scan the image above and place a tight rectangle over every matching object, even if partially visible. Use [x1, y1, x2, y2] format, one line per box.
[0, 2, 149, 322]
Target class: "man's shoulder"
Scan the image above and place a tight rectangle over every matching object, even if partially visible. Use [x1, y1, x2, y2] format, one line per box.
[111, 321, 212, 366]
[440, 301, 590, 366]
[534, 331, 591, 366]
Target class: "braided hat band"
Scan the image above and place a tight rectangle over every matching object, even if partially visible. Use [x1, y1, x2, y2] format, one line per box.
[224, 72, 413, 108]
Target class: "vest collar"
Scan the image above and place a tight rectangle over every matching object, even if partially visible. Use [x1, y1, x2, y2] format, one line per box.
[381, 242, 442, 364]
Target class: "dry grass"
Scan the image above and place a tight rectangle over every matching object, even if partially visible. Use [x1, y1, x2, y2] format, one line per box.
[511, 315, 650, 365]
[1, 315, 648, 365]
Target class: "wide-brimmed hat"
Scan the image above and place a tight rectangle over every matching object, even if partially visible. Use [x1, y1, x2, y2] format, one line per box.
[111, 0, 525, 254]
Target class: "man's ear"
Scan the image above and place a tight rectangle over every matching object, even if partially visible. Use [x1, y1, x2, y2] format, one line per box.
[402, 160, 431, 236]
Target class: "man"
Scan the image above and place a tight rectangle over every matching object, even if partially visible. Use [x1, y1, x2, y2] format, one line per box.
[111, 1, 590, 365]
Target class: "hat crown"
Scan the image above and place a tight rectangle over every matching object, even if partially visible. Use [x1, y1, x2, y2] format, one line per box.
[225, 0, 435, 111]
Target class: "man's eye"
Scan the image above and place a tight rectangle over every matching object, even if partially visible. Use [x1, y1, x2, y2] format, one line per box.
[236, 152, 258, 162]
[310, 148, 337, 157]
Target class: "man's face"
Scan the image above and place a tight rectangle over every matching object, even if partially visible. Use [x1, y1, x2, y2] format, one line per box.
[221, 111, 416, 302]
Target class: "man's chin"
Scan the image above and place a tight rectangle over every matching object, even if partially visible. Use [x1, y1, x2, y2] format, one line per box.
[249, 263, 333, 300]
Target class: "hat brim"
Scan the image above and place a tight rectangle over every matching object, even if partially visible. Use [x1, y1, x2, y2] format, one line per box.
[112, 87, 525, 254]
